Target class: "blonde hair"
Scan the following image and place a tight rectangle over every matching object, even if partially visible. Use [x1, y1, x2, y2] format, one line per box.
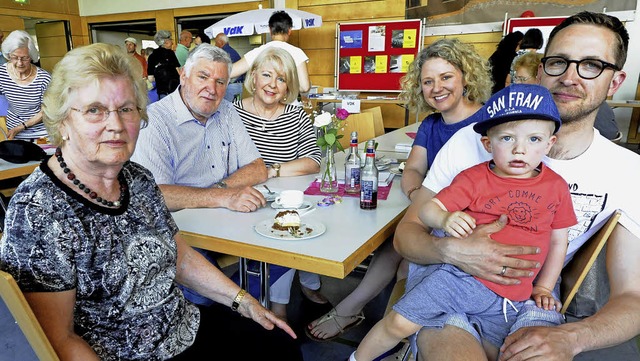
[43, 43, 148, 146]
[243, 47, 299, 104]
[399, 38, 492, 113]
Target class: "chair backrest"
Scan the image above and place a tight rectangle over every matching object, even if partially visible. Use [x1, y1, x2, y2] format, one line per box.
[339, 112, 376, 149]
[362, 106, 385, 137]
[0, 269, 60, 361]
[0, 116, 9, 141]
[560, 210, 621, 314]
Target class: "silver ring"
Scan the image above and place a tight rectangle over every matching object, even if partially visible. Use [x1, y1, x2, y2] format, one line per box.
[500, 266, 507, 276]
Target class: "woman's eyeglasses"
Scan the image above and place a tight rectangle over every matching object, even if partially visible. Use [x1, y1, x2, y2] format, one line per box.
[9, 55, 31, 63]
[70, 106, 141, 123]
[512, 75, 532, 84]
[541, 56, 620, 80]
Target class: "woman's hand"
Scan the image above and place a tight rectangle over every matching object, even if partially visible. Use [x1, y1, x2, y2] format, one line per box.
[238, 296, 298, 339]
[7, 126, 24, 140]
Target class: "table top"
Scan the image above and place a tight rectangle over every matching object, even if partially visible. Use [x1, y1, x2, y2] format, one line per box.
[173, 142, 413, 279]
[0, 160, 39, 181]
[606, 100, 640, 108]
[371, 122, 420, 153]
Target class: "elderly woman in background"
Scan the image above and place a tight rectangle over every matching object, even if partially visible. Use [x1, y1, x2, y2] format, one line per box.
[0, 30, 51, 140]
[0, 43, 300, 360]
[510, 51, 543, 85]
[233, 47, 324, 321]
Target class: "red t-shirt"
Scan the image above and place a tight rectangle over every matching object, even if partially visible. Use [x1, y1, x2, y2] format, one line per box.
[436, 161, 577, 301]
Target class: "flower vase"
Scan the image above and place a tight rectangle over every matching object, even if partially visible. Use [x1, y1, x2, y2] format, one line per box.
[320, 146, 339, 193]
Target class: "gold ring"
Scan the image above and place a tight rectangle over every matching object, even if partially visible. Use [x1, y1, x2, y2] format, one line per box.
[500, 266, 507, 276]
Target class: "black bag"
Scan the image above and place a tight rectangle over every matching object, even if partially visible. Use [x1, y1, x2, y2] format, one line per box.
[0, 140, 47, 164]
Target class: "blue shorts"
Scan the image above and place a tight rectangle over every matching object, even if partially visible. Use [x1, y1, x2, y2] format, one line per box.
[394, 263, 522, 348]
[402, 264, 565, 357]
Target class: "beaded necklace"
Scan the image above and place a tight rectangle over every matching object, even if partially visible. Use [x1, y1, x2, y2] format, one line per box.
[55, 148, 127, 207]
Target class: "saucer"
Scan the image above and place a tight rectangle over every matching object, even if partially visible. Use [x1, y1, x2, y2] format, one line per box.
[271, 201, 313, 210]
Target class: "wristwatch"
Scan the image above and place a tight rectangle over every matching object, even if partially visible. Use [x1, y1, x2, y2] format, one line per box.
[213, 181, 227, 189]
[271, 163, 281, 177]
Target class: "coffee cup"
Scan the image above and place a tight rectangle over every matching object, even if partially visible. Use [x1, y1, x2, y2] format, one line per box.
[274, 190, 304, 209]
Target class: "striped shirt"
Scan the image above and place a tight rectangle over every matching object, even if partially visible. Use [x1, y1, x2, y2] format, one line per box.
[0, 63, 50, 140]
[131, 88, 261, 187]
[234, 99, 321, 166]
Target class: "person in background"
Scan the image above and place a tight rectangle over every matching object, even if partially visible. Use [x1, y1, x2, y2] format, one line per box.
[307, 37, 493, 342]
[0, 42, 301, 361]
[353, 84, 576, 361]
[0, 33, 6, 65]
[194, 31, 211, 47]
[0, 30, 51, 140]
[506, 28, 544, 86]
[233, 47, 323, 321]
[124, 37, 147, 78]
[215, 32, 244, 102]
[488, 31, 523, 94]
[594, 101, 620, 141]
[510, 51, 543, 85]
[230, 10, 310, 93]
[131, 43, 271, 309]
[144, 46, 154, 62]
[146, 30, 180, 99]
[394, 11, 640, 360]
[175, 29, 193, 67]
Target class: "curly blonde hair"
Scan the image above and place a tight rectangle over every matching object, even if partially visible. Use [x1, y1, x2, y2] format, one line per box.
[399, 38, 492, 113]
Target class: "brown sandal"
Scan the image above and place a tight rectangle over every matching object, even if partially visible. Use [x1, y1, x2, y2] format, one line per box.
[305, 308, 365, 342]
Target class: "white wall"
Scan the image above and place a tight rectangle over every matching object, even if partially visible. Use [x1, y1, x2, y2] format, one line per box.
[78, 0, 254, 16]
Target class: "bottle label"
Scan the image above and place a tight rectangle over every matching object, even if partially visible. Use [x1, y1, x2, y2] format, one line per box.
[360, 179, 376, 202]
[347, 166, 360, 185]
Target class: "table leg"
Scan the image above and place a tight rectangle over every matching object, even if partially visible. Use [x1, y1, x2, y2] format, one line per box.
[238, 257, 271, 308]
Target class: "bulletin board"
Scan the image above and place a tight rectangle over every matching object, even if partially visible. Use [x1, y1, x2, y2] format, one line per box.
[336, 19, 423, 92]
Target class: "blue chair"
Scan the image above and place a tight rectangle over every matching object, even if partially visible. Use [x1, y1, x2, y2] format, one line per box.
[148, 88, 159, 104]
[0, 95, 8, 117]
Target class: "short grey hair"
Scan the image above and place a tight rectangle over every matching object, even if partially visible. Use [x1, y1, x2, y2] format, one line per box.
[183, 43, 232, 79]
[154, 30, 172, 47]
[1, 30, 40, 62]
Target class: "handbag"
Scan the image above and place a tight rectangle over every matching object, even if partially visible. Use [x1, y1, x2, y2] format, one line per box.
[0, 140, 47, 164]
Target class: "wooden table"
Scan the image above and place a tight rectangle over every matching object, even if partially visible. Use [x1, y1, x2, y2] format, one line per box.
[173, 134, 413, 306]
[0, 160, 39, 181]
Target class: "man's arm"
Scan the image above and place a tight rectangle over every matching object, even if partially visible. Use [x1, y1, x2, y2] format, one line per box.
[394, 187, 541, 285]
[160, 158, 267, 212]
[500, 224, 640, 360]
[296, 61, 311, 93]
[230, 58, 249, 79]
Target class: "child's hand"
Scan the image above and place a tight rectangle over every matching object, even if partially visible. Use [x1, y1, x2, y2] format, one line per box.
[532, 285, 562, 311]
[442, 211, 476, 238]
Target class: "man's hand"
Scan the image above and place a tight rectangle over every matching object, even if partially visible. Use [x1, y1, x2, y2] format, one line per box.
[442, 214, 541, 285]
[499, 326, 577, 360]
[220, 186, 266, 212]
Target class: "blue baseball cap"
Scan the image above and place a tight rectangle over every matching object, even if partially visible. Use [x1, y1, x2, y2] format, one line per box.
[474, 84, 561, 136]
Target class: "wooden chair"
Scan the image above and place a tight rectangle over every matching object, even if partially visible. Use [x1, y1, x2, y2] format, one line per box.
[0, 269, 60, 361]
[362, 106, 385, 137]
[560, 210, 621, 314]
[339, 112, 376, 149]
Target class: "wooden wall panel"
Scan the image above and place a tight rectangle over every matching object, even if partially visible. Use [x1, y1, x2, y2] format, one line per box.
[0, 15, 25, 34]
[0, 0, 78, 15]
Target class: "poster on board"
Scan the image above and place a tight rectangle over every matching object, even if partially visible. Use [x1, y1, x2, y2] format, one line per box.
[336, 19, 423, 92]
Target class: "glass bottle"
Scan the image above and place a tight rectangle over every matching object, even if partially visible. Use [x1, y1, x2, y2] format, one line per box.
[344, 131, 361, 194]
[360, 139, 378, 210]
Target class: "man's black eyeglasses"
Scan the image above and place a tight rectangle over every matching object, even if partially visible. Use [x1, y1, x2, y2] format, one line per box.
[541, 56, 620, 80]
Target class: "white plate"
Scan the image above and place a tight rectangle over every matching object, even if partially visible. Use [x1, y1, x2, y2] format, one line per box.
[271, 201, 313, 210]
[255, 186, 280, 202]
[389, 166, 402, 175]
[376, 158, 393, 170]
[255, 219, 326, 240]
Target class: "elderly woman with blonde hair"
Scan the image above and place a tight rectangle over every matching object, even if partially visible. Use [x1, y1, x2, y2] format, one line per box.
[233, 47, 323, 321]
[0, 42, 300, 360]
[0, 29, 51, 139]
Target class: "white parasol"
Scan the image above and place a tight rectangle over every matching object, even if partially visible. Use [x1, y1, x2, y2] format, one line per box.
[204, 8, 322, 38]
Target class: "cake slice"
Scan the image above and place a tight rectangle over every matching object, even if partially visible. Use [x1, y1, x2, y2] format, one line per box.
[273, 210, 301, 231]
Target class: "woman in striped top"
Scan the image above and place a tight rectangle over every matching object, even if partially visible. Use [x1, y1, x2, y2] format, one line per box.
[233, 47, 325, 321]
[0, 30, 51, 140]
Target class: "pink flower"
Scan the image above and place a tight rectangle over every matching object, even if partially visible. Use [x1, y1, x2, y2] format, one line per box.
[335, 108, 350, 120]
